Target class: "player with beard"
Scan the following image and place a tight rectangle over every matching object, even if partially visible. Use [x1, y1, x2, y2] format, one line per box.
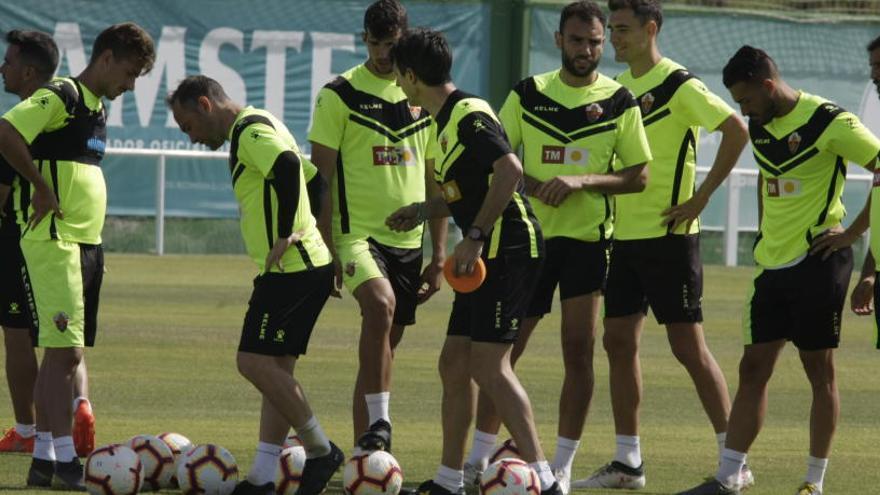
[460, 3, 651, 493]
[677, 45, 879, 495]
[850, 34, 880, 346]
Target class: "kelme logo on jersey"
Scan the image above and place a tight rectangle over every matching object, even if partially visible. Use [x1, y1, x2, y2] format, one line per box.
[372, 146, 417, 166]
[542, 145, 589, 166]
[766, 178, 801, 197]
[640, 92, 655, 114]
[53, 311, 69, 331]
[788, 131, 802, 154]
[585, 103, 604, 122]
[440, 133, 449, 153]
[441, 180, 462, 203]
[8, 302, 20, 314]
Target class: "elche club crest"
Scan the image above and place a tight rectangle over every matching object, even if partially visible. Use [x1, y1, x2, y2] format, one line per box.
[640, 92, 655, 114]
[788, 131, 802, 154]
[409, 105, 422, 120]
[53, 311, 69, 331]
[585, 103, 603, 122]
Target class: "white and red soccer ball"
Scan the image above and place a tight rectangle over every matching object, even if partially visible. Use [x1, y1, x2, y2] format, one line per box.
[84, 444, 143, 495]
[128, 434, 175, 491]
[158, 432, 194, 488]
[274, 444, 306, 495]
[343, 450, 404, 495]
[479, 458, 539, 495]
[176, 443, 239, 495]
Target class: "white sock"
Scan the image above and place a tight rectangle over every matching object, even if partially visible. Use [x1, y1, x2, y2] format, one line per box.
[716, 448, 747, 488]
[530, 461, 556, 491]
[365, 392, 391, 425]
[15, 423, 36, 438]
[295, 416, 331, 459]
[53, 435, 76, 463]
[613, 435, 641, 469]
[248, 442, 283, 485]
[73, 397, 92, 413]
[805, 456, 828, 490]
[466, 430, 497, 468]
[550, 437, 580, 473]
[715, 432, 727, 458]
[434, 465, 464, 493]
[33, 431, 55, 461]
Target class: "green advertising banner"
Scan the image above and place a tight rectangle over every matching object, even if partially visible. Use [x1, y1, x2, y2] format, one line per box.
[0, 0, 489, 217]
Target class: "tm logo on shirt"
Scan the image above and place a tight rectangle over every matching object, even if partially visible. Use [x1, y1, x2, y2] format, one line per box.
[372, 146, 417, 166]
[542, 145, 589, 166]
[766, 178, 801, 197]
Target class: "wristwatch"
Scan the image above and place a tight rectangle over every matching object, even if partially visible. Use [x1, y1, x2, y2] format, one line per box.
[466, 226, 489, 243]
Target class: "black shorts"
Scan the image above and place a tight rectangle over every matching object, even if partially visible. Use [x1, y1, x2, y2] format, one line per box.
[238, 264, 333, 357]
[0, 235, 32, 329]
[447, 255, 542, 343]
[527, 237, 608, 318]
[367, 238, 422, 327]
[604, 234, 703, 324]
[745, 248, 852, 350]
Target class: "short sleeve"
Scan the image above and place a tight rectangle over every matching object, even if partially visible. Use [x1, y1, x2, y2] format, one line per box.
[498, 91, 523, 151]
[613, 106, 652, 169]
[458, 112, 513, 172]
[672, 79, 735, 132]
[307, 86, 347, 151]
[238, 123, 291, 178]
[2, 87, 68, 145]
[820, 112, 880, 169]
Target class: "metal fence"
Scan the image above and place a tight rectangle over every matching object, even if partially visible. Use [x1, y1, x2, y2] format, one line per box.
[104, 148, 874, 266]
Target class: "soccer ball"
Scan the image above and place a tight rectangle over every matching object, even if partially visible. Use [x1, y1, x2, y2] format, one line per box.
[488, 439, 521, 464]
[176, 444, 239, 495]
[84, 444, 143, 495]
[479, 458, 539, 495]
[158, 432, 194, 488]
[275, 445, 306, 495]
[343, 451, 404, 495]
[128, 434, 175, 491]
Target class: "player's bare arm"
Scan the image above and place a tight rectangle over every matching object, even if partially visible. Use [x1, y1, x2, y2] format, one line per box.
[309, 140, 342, 296]
[452, 152, 523, 276]
[0, 118, 60, 227]
[852, 251, 875, 315]
[419, 158, 448, 304]
[811, 157, 877, 259]
[662, 113, 748, 230]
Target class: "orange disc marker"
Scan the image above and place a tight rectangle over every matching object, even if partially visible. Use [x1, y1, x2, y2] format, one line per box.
[443, 257, 487, 293]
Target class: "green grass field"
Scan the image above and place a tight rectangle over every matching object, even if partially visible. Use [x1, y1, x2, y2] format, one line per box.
[1, 254, 879, 494]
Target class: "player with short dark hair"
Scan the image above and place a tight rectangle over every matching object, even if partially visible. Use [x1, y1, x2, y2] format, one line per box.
[0, 22, 154, 490]
[386, 28, 560, 495]
[574, 0, 750, 489]
[677, 45, 880, 495]
[168, 74, 342, 495]
[460, 2, 651, 492]
[308, 0, 447, 456]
